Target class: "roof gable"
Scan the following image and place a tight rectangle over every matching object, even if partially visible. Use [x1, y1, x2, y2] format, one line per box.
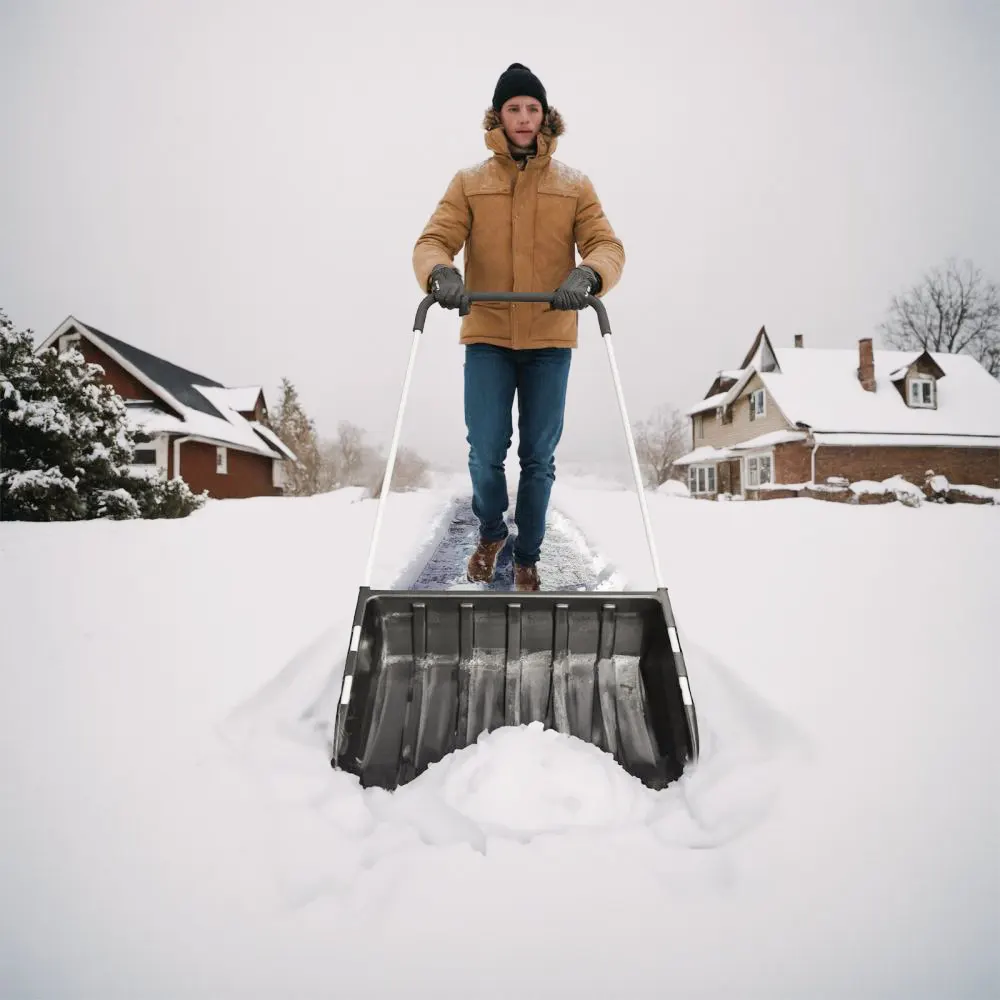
[739, 326, 781, 373]
[37, 317, 296, 462]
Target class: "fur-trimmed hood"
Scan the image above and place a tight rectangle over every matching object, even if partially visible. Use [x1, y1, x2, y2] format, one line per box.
[482, 106, 565, 137]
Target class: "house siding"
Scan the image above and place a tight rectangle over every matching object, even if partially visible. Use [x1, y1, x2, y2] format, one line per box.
[815, 445, 1000, 489]
[77, 339, 151, 402]
[775, 442, 814, 484]
[698, 373, 791, 449]
[173, 440, 281, 498]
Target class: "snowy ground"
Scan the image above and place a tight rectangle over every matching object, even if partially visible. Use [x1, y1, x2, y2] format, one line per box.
[1, 472, 997, 999]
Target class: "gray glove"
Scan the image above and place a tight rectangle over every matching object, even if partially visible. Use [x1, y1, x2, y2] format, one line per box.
[430, 265, 470, 315]
[552, 266, 600, 310]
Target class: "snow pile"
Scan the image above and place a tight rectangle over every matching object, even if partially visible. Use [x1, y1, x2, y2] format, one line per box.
[850, 474, 926, 502]
[656, 477, 689, 497]
[950, 483, 1000, 502]
[1, 472, 997, 998]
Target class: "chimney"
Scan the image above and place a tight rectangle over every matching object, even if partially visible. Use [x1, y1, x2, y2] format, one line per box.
[858, 337, 876, 392]
[794, 334, 803, 348]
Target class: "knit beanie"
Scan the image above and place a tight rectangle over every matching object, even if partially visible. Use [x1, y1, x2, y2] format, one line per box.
[492, 63, 548, 114]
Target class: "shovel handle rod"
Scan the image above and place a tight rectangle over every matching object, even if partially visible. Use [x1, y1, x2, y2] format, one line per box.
[362, 293, 664, 590]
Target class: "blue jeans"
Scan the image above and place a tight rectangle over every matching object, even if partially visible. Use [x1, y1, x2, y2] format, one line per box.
[464, 343, 572, 567]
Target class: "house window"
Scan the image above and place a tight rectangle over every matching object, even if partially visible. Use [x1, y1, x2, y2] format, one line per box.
[133, 448, 157, 464]
[59, 333, 82, 354]
[745, 454, 773, 488]
[749, 388, 766, 421]
[216, 446, 228, 474]
[688, 464, 717, 495]
[909, 378, 935, 408]
[696, 414, 704, 439]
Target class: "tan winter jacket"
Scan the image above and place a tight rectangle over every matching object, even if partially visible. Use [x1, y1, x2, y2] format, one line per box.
[413, 108, 625, 350]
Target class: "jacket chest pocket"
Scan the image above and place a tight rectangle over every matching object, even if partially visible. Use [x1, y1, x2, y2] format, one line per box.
[535, 190, 576, 245]
[469, 189, 512, 236]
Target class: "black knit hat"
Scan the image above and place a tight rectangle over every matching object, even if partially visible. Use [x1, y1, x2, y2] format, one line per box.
[492, 62, 548, 114]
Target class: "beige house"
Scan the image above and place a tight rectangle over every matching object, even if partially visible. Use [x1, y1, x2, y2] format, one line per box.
[673, 327, 1000, 498]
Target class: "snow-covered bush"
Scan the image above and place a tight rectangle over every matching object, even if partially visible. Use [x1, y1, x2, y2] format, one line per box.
[1, 308, 205, 521]
[126, 473, 208, 519]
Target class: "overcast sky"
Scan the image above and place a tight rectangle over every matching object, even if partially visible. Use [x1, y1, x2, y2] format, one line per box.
[3, 0, 998, 472]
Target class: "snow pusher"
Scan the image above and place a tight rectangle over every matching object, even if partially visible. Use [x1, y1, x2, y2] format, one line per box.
[330, 293, 699, 791]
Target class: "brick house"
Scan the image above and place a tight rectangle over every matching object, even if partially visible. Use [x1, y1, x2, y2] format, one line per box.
[37, 316, 297, 499]
[673, 326, 1000, 499]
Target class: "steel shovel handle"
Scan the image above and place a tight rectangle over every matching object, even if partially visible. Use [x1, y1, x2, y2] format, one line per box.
[414, 291, 611, 337]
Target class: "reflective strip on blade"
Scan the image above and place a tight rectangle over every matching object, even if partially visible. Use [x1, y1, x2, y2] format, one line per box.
[678, 676, 692, 706]
[349, 625, 361, 652]
[667, 626, 680, 653]
[340, 675, 353, 705]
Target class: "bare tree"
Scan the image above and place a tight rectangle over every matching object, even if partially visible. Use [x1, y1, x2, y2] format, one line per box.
[879, 258, 1000, 377]
[634, 403, 688, 486]
[319, 420, 430, 496]
[369, 446, 431, 497]
[336, 420, 365, 484]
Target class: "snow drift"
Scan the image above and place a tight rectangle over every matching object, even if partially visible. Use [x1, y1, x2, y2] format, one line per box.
[1, 475, 997, 998]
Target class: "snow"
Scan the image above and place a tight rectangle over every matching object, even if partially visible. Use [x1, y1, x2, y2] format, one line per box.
[128, 400, 281, 459]
[849, 475, 925, 498]
[729, 428, 808, 450]
[656, 478, 689, 497]
[758, 347, 1000, 437]
[814, 431, 1000, 448]
[5, 394, 73, 436]
[2, 474, 998, 998]
[685, 390, 728, 415]
[675, 431, 808, 467]
[672, 444, 735, 465]
[211, 385, 262, 413]
[250, 420, 297, 461]
[1, 466, 77, 493]
[950, 483, 1000, 502]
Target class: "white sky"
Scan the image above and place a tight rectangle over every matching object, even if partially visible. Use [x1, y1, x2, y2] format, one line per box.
[3, 0, 999, 472]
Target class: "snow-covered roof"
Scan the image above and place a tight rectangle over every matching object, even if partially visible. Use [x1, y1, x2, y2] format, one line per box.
[686, 391, 728, 416]
[672, 445, 735, 466]
[673, 431, 808, 467]
[755, 347, 1000, 437]
[812, 432, 1000, 448]
[707, 333, 1000, 441]
[249, 421, 298, 462]
[128, 401, 280, 458]
[215, 386, 264, 413]
[729, 429, 808, 450]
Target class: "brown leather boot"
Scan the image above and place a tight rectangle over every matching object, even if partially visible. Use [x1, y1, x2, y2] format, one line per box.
[514, 562, 540, 592]
[466, 537, 506, 583]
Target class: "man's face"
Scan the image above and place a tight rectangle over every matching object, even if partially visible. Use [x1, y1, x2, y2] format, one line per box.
[500, 96, 544, 148]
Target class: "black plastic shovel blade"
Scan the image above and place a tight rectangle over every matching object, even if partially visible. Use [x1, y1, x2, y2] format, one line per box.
[331, 587, 699, 791]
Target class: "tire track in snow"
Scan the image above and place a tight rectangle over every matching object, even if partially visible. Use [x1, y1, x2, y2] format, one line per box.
[409, 495, 627, 591]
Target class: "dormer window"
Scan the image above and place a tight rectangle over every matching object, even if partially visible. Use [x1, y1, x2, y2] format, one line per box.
[909, 377, 936, 408]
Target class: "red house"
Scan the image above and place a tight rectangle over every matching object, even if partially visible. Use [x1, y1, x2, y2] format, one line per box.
[38, 317, 297, 499]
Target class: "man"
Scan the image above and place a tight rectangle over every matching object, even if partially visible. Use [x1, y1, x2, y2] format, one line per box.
[413, 63, 625, 591]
